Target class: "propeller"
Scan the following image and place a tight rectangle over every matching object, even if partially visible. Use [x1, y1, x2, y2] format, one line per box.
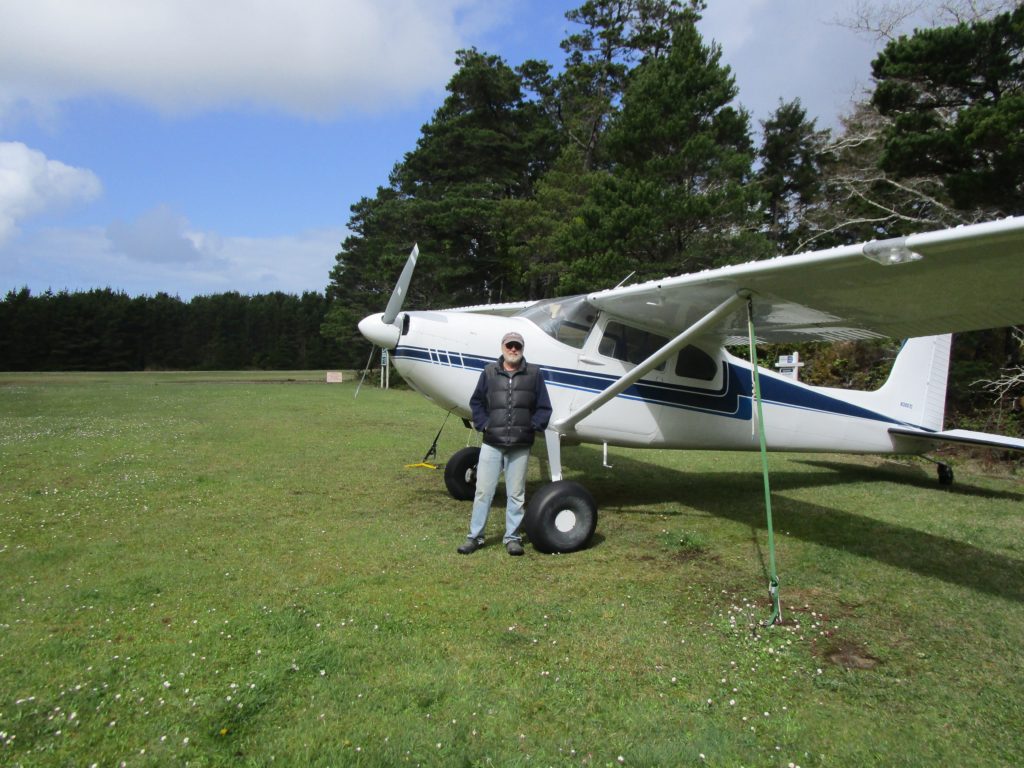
[355, 244, 419, 397]
[382, 243, 419, 324]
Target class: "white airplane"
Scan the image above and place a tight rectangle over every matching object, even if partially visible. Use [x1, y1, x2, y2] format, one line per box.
[358, 217, 1024, 555]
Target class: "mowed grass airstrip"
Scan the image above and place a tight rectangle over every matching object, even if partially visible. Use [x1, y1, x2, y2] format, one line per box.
[1, 371, 1022, 767]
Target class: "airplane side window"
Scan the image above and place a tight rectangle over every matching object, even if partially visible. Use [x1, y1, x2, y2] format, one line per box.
[555, 319, 594, 348]
[675, 344, 718, 381]
[598, 329, 624, 359]
[599, 321, 667, 371]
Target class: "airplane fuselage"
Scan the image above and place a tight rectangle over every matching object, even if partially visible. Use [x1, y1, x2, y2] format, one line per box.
[383, 308, 919, 456]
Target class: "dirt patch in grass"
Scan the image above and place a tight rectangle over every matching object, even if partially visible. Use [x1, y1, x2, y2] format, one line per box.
[824, 640, 881, 670]
[670, 549, 705, 563]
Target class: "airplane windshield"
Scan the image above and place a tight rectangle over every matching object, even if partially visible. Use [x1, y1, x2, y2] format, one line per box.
[516, 295, 598, 349]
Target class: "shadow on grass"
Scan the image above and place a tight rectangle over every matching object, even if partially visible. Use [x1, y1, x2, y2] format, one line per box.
[793, 458, 1024, 502]
[555, 447, 1024, 603]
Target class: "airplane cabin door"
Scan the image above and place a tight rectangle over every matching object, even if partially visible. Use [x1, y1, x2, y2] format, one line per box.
[571, 315, 666, 440]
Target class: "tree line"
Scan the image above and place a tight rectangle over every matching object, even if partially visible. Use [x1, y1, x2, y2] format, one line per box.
[0, 288, 340, 371]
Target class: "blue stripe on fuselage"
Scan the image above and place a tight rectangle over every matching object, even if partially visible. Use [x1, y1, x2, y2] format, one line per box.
[393, 345, 902, 425]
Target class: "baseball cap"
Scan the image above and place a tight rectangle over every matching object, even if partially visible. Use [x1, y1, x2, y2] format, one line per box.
[501, 331, 525, 348]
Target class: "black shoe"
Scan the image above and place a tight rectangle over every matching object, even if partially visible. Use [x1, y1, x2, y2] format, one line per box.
[458, 538, 482, 555]
[505, 540, 524, 556]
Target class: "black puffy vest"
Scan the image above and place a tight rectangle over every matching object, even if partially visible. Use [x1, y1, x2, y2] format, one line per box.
[482, 362, 541, 448]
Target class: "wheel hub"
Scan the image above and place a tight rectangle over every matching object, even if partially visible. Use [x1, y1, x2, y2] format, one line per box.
[554, 509, 577, 533]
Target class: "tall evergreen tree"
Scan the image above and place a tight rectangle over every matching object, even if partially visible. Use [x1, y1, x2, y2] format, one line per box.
[503, 145, 603, 297]
[392, 48, 560, 301]
[323, 48, 561, 359]
[756, 99, 830, 252]
[570, 13, 769, 286]
[554, 0, 692, 171]
[871, 5, 1024, 216]
[506, 1, 699, 295]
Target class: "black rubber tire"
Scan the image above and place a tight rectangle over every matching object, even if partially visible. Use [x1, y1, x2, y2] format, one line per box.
[444, 446, 480, 500]
[524, 480, 598, 554]
[937, 463, 954, 486]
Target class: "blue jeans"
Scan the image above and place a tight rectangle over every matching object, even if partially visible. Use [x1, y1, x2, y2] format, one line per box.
[468, 443, 530, 544]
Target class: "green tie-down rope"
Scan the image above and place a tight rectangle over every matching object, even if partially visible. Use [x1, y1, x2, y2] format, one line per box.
[746, 298, 782, 626]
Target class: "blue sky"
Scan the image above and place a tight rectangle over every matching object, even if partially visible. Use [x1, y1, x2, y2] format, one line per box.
[1, 0, 939, 300]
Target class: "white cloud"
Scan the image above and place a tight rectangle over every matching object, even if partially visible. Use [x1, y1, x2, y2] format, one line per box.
[0, 0, 480, 120]
[698, 1, 879, 131]
[205, 230, 345, 296]
[2, 217, 345, 299]
[697, 0, 1004, 132]
[0, 141, 102, 244]
[697, 0, 773, 54]
[107, 205, 206, 264]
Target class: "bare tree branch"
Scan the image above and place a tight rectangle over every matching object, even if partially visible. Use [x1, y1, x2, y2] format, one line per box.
[833, 0, 1017, 43]
[974, 327, 1024, 403]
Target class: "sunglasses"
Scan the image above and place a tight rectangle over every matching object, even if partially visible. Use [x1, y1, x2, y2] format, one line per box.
[504, 341, 523, 351]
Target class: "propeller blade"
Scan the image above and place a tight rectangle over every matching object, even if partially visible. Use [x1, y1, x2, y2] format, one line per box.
[381, 244, 419, 325]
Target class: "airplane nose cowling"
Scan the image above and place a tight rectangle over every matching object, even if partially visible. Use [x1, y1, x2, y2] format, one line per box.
[358, 313, 401, 349]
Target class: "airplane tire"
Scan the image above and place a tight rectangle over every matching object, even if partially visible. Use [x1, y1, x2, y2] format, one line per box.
[525, 480, 598, 554]
[937, 463, 954, 486]
[444, 446, 480, 500]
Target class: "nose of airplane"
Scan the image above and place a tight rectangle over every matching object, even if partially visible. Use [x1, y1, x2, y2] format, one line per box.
[357, 313, 401, 349]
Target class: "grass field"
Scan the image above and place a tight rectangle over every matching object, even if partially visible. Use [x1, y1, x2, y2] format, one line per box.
[1, 371, 1022, 767]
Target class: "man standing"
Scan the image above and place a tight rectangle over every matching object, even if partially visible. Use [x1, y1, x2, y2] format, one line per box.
[459, 331, 552, 556]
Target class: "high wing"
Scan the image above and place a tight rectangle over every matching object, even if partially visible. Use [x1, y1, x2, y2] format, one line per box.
[587, 217, 1024, 343]
[441, 299, 538, 317]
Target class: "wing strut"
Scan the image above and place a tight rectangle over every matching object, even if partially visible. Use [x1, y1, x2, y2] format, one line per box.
[746, 296, 782, 627]
[551, 292, 748, 435]
[543, 291, 746, 485]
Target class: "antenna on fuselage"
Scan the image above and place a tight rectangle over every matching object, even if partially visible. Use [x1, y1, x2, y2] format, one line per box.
[614, 271, 636, 289]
